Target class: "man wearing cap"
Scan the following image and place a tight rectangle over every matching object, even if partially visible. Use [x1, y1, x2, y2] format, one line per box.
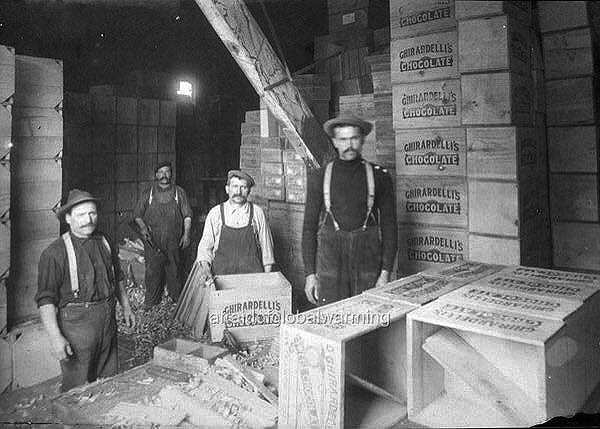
[302, 114, 397, 306]
[134, 161, 193, 308]
[196, 170, 274, 276]
[36, 189, 135, 392]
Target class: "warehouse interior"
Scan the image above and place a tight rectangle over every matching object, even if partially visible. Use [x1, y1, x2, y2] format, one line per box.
[1, 0, 600, 427]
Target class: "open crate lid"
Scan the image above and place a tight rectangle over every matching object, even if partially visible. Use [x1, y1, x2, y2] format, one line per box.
[288, 294, 414, 342]
[212, 271, 291, 293]
[421, 260, 505, 284]
[364, 273, 465, 306]
[476, 266, 600, 303]
[408, 299, 565, 346]
[438, 283, 582, 321]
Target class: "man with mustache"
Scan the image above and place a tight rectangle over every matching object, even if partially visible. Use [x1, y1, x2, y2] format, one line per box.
[302, 114, 397, 306]
[196, 170, 274, 277]
[134, 161, 193, 308]
[35, 189, 135, 392]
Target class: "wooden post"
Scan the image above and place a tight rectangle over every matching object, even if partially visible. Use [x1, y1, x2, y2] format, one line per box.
[193, 0, 332, 169]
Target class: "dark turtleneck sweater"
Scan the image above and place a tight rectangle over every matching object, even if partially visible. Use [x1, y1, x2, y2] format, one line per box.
[302, 157, 397, 276]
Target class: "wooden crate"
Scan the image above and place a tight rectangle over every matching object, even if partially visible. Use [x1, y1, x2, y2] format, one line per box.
[138, 126, 158, 153]
[393, 79, 461, 129]
[115, 97, 137, 125]
[261, 148, 282, 164]
[91, 154, 115, 185]
[365, 53, 391, 94]
[390, 0, 456, 40]
[455, 0, 531, 24]
[245, 110, 261, 124]
[11, 181, 61, 212]
[11, 210, 58, 242]
[91, 124, 116, 154]
[241, 121, 261, 136]
[396, 127, 466, 177]
[138, 98, 160, 126]
[239, 145, 260, 169]
[461, 72, 533, 125]
[466, 127, 543, 181]
[391, 31, 458, 84]
[328, 8, 369, 35]
[548, 126, 598, 173]
[208, 272, 291, 342]
[397, 176, 467, 228]
[552, 222, 600, 272]
[90, 183, 116, 213]
[114, 154, 138, 182]
[545, 77, 597, 126]
[468, 232, 551, 267]
[542, 28, 595, 79]
[157, 126, 175, 153]
[397, 225, 469, 276]
[537, 1, 590, 33]
[0, 45, 15, 98]
[15, 54, 62, 86]
[549, 174, 599, 222]
[407, 267, 600, 427]
[458, 15, 531, 74]
[11, 107, 62, 138]
[137, 153, 157, 181]
[91, 94, 116, 124]
[279, 294, 415, 428]
[285, 188, 306, 204]
[115, 124, 137, 153]
[160, 100, 176, 126]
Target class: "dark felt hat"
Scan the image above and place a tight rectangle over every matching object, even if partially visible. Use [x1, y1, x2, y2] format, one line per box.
[55, 189, 98, 219]
[323, 114, 373, 138]
[155, 160, 172, 173]
[227, 169, 255, 187]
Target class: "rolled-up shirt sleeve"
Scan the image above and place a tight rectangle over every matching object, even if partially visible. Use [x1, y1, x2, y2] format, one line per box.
[176, 186, 193, 219]
[253, 205, 275, 267]
[35, 246, 64, 307]
[196, 207, 219, 264]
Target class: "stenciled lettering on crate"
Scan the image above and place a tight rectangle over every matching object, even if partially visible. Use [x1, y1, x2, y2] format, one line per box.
[397, 176, 467, 227]
[396, 127, 466, 176]
[393, 79, 461, 129]
[390, 0, 456, 40]
[365, 273, 463, 306]
[391, 31, 458, 84]
[398, 226, 468, 275]
[423, 260, 505, 282]
[459, 15, 530, 75]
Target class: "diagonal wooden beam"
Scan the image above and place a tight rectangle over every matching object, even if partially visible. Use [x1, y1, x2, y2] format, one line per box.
[194, 0, 332, 169]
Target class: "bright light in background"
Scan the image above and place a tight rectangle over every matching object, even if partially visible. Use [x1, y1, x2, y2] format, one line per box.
[177, 80, 193, 98]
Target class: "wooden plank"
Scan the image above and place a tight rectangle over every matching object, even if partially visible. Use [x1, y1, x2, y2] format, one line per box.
[91, 94, 116, 124]
[115, 97, 137, 125]
[15, 55, 63, 86]
[398, 225, 468, 275]
[423, 328, 538, 426]
[537, 1, 589, 33]
[458, 15, 531, 74]
[468, 180, 520, 236]
[440, 284, 581, 321]
[546, 77, 596, 126]
[549, 174, 598, 222]
[467, 127, 541, 181]
[461, 72, 533, 125]
[548, 126, 598, 173]
[543, 27, 595, 79]
[222, 355, 278, 406]
[138, 98, 159, 126]
[391, 31, 458, 84]
[396, 127, 466, 177]
[194, 0, 331, 169]
[390, 0, 456, 40]
[365, 273, 460, 306]
[397, 176, 467, 227]
[552, 222, 600, 272]
[393, 79, 461, 129]
[138, 126, 158, 153]
[455, 1, 532, 24]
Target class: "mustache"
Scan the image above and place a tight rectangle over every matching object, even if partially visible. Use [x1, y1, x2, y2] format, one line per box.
[344, 148, 356, 153]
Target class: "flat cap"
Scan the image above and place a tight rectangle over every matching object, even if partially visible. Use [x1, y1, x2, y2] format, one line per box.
[323, 114, 373, 138]
[227, 169, 255, 187]
[155, 160, 172, 173]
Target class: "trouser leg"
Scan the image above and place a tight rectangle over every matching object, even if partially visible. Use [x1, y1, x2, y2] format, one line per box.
[95, 301, 118, 378]
[144, 248, 166, 307]
[350, 227, 382, 296]
[164, 247, 182, 302]
[316, 227, 349, 306]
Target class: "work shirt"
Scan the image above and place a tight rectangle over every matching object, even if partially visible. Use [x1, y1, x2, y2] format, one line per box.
[35, 231, 124, 308]
[302, 157, 397, 276]
[133, 184, 193, 221]
[196, 200, 275, 267]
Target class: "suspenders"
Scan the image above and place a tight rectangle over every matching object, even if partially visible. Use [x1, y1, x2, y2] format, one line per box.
[323, 160, 375, 231]
[148, 186, 179, 205]
[62, 232, 112, 298]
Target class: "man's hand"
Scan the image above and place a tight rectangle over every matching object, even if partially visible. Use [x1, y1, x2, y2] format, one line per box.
[375, 270, 390, 288]
[199, 261, 215, 287]
[140, 225, 152, 242]
[121, 305, 136, 328]
[179, 234, 191, 249]
[50, 335, 73, 361]
[305, 274, 320, 305]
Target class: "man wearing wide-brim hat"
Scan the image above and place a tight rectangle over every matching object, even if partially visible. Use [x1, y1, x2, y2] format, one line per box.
[35, 189, 135, 392]
[301, 114, 397, 307]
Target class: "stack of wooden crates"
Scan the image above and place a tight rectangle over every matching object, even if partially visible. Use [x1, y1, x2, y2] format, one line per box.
[63, 91, 176, 244]
[539, 1, 600, 272]
[392, 0, 551, 276]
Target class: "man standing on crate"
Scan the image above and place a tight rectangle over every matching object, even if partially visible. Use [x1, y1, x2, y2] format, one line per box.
[134, 161, 193, 308]
[36, 189, 136, 392]
[302, 114, 397, 306]
[196, 170, 275, 277]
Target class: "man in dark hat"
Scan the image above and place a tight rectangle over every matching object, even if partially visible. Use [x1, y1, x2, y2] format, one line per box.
[35, 189, 135, 392]
[302, 114, 397, 307]
[196, 169, 274, 276]
[134, 161, 193, 308]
